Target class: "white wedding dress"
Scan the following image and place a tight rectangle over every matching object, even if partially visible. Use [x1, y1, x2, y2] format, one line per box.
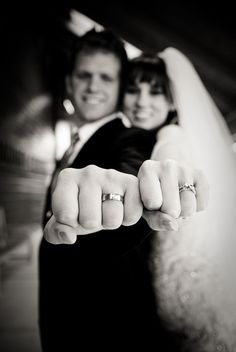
[151, 47, 236, 351]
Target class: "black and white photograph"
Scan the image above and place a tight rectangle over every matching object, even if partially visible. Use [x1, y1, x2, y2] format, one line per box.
[0, 1, 236, 351]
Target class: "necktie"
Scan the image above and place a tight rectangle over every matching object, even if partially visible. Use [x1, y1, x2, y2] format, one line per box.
[51, 131, 80, 192]
[58, 131, 80, 169]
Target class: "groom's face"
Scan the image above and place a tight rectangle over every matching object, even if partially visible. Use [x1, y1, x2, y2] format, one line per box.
[67, 49, 121, 124]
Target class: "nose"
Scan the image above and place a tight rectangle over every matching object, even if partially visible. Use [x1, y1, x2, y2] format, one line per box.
[87, 76, 100, 92]
[136, 90, 149, 108]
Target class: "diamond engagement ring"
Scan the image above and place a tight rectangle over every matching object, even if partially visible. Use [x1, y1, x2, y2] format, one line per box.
[179, 183, 196, 196]
[102, 193, 124, 203]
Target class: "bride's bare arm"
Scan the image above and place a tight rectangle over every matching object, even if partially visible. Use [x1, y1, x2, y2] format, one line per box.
[152, 124, 195, 166]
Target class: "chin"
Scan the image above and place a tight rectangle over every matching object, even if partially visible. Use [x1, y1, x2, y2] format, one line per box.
[133, 123, 148, 130]
[82, 114, 105, 122]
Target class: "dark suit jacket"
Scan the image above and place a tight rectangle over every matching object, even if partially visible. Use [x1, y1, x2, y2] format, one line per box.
[39, 119, 177, 351]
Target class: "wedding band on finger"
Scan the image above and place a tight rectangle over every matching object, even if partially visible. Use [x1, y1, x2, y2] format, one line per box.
[179, 183, 197, 197]
[102, 193, 124, 203]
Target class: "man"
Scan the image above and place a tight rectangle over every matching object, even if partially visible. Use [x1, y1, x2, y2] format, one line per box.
[40, 29, 207, 351]
[39, 29, 160, 351]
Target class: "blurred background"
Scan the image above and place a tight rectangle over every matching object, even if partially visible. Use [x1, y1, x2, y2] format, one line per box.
[0, 1, 235, 351]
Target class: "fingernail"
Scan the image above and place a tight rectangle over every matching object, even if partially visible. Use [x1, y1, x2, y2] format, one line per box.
[60, 231, 77, 244]
[169, 221, 178, 231]
[163, 220, 178, 231]
[59, 231, 67, 241]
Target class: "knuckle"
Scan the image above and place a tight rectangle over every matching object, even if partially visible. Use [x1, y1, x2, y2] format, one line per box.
[125, 173, 138, 187]
[162, 159, 177, 174]
[140, 160, 156, 175]
[105, 169, 137, 189]
[106, 168, 121, 182]
[82, 165, 100, 179]
[57, 168, 74, 182]
[179, 166, 192, 180]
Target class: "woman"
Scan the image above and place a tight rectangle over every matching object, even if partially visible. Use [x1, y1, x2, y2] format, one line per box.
[123, 53, 177, 131]
[123, 48, 236, 351]
[123, 52, 192, 165]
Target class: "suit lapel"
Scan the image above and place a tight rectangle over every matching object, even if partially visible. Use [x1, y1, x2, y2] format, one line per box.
[70, 118, 126, 169]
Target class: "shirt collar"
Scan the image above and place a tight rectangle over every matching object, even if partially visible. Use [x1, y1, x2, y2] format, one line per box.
[76, 111, 131, 142]
[66, 112, 131, 166]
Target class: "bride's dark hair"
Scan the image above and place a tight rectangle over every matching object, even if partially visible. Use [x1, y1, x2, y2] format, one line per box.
[126, 53, 173, 104]
[126, 53, 178, 127]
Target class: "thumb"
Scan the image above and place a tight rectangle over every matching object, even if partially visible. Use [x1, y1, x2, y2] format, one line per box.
[143, 210, 179, 231]
[44, 215, 77, 244]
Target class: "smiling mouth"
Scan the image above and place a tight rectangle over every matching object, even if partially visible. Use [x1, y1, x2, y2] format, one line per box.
[83, 96, 105, 105]
[134, 110, 152, 119]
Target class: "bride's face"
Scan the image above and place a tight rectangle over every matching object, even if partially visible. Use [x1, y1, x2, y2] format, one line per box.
[123, 81, 171, 130]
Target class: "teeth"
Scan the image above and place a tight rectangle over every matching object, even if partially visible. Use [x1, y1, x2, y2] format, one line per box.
[84, 97, 103, 105]
[135, 113, 151, 119]
[136, 109, 151, 114]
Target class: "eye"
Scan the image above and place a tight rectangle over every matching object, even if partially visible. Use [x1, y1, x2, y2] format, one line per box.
[126, 86, 139, 94]
[75, 71, 91, 79]
[101, 74, 115, 82]
[150, 86, 165, 95]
